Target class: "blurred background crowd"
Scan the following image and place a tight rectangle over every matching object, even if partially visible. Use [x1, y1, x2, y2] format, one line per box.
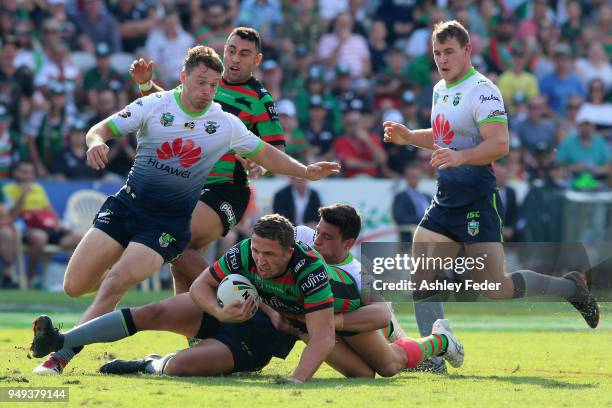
[0, 0, 611, 289]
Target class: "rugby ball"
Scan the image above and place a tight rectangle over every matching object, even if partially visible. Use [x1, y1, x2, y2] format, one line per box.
[217, 274, 259, 309]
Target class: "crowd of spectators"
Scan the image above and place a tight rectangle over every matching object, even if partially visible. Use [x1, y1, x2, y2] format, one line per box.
[0, 0, 612, 288]
[0, 0, 609, 185]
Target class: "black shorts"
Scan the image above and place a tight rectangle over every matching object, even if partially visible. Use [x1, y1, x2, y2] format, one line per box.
[93, 192, 190, 263]
[196, 310, 297, 373]
[420, 191, 504, 243]
[199, 183, 251, 236]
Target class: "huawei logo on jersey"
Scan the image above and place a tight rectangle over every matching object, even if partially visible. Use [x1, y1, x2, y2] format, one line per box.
[156, 138, 202, 168]
[433, 114, 455, 145]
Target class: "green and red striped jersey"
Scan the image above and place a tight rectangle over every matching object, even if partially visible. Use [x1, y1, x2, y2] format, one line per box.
[206, 77, 285, 185]
[211, 239, 360, 315]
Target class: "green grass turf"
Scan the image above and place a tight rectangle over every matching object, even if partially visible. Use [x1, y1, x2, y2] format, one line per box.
[0, 291, 610, 407]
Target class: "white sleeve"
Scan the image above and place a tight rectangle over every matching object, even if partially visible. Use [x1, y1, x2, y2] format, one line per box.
[295, 225, 316, 246]
[106, 95, 155, 139]
[228, 114, 264, 158]
[472, 82, 508, 128]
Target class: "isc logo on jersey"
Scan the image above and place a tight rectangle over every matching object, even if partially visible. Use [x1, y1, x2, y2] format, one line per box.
[147, 138, 201, 178]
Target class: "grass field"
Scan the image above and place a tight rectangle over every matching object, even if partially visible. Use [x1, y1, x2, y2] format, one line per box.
[0, 291, 610, 407]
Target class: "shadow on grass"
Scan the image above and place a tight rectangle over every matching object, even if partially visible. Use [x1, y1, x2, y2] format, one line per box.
[446, 373, 597, 389]
[91, 372, 413, 389]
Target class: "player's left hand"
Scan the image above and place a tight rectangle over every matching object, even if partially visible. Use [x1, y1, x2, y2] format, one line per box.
[430, 144, 465, 169]
[235, 154, 267, 179]
[305, 162, 341, 180]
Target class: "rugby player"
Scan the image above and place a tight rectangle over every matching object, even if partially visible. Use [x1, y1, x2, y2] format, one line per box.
[31, 215, 462, 382]
[383, 21, 599, 332]
[33, 45, 339, 375]
[131, 27, 284, 294]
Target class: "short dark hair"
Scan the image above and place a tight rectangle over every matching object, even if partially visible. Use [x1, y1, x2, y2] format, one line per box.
[319, 204, 361, 241]
[432, 20, 470, 48]
[183, 45, 224, 74]
[228, 27, 261, 53]
[253, 214, 295, 249]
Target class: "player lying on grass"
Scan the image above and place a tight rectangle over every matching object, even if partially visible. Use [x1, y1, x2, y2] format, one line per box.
[34, 45, 340, 376]
[30, 215, 463, 382]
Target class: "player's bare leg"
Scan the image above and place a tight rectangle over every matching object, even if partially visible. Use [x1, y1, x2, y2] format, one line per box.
[62, 228, 124, 297]
[171, 201, 224, 294]
[33, 242, 163, 374]
[79, 243, 163, 322]
[323, 337, 375, 378]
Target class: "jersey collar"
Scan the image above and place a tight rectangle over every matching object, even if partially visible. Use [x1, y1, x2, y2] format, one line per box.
[334, 252, 354, 266]
[173, 88, 211, 118]
[221, 76, 254, 87]
[445, 66, 476, 89]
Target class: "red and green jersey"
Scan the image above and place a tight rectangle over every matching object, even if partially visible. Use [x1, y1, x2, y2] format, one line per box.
[211, 238, 360, 315]
[207, 77, 285, 185]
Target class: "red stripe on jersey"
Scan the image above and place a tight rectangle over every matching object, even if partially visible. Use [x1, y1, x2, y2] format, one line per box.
[271, 273, 295, 285]
[262, 134, 285, 143]
[212, 262, 227, 281]
[307, 250, 318, 259]
[339, 299, 351, 313]
[219, 82, 258, 98]
[304, 297, 334, 309]
[219, 153, 237, 162]
[250, 111, 271, 124]
[336, 270, 346, 283]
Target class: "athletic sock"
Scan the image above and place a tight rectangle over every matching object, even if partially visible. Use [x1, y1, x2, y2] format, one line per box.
[54, 309, 138, 361]
[414, 300, 445, 337]
[393, 334, 448, 368]
[511, 270, 576, 299]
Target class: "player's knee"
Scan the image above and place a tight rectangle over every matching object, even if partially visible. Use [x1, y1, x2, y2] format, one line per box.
[63, 280, 86, 298]
[376, 365, 399, 378]
[163, 357, 191, 376]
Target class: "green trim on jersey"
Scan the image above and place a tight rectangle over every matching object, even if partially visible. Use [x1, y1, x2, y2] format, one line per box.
[477, 116, 508, 127]
[241, 139, 264, 158]
[336, 252, 354, 266]
[492, 192, 504, 242]
[445, 67, 477, 89]
[106, 119, 122, 138]
[173, 89, 211, 118]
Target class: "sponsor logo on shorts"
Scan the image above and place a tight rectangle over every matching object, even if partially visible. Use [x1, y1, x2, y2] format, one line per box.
[300, 270, 328, 294]
[160, 112, 174, 127]
[467, 211, 480, 236]
[158, 232, 176, 248]
[96, 209, 113, 224]
[220, 202, 237, 227]
[205, 121, 219, 134]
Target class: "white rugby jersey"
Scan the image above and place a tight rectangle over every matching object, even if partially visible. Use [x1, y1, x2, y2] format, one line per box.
[431, 67, 508, 207]
[107, 89, 263, 217]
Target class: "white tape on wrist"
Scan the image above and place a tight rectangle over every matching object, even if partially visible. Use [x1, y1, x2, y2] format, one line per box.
[138, 80, 153, 92]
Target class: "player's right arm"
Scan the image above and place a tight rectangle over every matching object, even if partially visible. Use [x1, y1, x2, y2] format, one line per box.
[130, 58, 165, 96]
[85, 121, 115, 170]
[383, 121, 435, 150]
[291, 307, 335, 383]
